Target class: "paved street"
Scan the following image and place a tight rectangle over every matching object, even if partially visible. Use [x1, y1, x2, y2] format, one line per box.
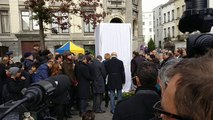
[68, 102, 113, 120]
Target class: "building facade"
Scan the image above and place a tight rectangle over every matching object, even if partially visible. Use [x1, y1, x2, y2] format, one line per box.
[161, 0, 176, 51]
[153, 5, 163, 48]
[173, 0, 187, 48]
[142, 12, 154, 46]
[0, 0, 143, 61]
[153, 0, 187, 51]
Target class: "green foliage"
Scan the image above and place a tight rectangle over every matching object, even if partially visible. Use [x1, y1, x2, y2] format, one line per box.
[148, 38, 155, 51]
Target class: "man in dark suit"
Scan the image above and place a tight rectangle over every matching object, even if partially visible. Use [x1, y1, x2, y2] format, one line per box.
[112, 61, 160, 120]
[105, 52, 125, 114]
[91, 55, 106, 113]
[75, 55, 92, 116]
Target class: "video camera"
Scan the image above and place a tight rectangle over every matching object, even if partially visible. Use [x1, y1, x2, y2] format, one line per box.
[178, 0, 213, 57]
[0, 75, 70, 120]
[179, 0, 213, 33]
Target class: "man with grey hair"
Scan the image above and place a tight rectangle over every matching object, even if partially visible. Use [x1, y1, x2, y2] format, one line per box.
[158, 58, 181, 94]
[105, 52, 125, 114]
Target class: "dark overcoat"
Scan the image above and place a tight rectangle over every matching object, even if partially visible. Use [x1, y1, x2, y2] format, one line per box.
[62, 60, 76, 85]
[105, 57, 125, 90]
[113, 88, 160, 120]
[75, 61, 92, 99]
[91, 59, 106, 93]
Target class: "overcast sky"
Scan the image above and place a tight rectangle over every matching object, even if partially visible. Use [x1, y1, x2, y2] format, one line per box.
[142, 0, 169, 12]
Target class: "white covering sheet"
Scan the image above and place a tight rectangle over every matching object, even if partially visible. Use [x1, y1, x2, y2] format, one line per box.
[95, 23, 132, 92]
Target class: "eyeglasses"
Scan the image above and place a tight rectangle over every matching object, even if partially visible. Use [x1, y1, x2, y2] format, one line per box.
[153, 101, 191, 120]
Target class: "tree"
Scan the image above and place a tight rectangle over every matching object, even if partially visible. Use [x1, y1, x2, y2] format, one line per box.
[24, 0, 106, 50]
[148, 38, 155, 51]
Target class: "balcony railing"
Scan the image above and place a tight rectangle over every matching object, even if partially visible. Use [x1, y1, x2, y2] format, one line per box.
[107, 0, 125, 8]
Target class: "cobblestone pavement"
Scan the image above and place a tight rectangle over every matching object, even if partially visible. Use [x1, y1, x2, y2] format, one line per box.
[68, 102, 113, 120]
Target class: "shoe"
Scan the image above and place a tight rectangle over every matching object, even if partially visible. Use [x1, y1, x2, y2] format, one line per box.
[95, 110, 106, 113]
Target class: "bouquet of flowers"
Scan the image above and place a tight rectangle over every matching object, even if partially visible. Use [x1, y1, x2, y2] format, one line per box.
[122, 91, 135, 99]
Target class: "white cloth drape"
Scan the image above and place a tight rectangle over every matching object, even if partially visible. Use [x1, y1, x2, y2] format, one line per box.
[95, 23, 132, 92]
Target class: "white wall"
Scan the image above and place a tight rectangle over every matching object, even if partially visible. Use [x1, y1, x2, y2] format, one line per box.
[142, 12, 154, 45]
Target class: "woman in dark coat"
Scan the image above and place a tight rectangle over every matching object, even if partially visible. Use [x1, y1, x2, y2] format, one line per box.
[75, 55, 92, 116]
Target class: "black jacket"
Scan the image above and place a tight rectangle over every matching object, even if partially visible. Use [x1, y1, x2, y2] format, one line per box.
[131, 55, 146, 77]
[49, 74, 71, 104]
[113, 87, 160, 120]
[105, 57, 125, 90]
[90, 59, 106, 93]
[0, 63, 6, 104]
[4, 78, 25, 101]
[75, 61, 92, 99]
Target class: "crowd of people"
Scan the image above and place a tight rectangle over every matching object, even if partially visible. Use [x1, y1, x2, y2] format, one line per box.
[0, 44, 212, 120]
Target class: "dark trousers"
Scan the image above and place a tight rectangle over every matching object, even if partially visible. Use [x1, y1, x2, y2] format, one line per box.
[93, 93, 103, 111]
[79, 99, 87, 115]
[104, 84, 109, 107]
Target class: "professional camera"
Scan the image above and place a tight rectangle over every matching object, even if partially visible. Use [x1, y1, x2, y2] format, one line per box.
[178, 0, 213, 57]
[0, 75, 70, 120]
[179, 0, 213, 33]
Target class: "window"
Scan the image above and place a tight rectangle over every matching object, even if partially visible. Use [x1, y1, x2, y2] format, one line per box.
[21, 11, 39, 31]
[157, 19, 158, 26]
[84, 22, 94, 33]
[83, 11, 95, 33]
[149, 21, 152, 26]
[32, 13, 39, 30]
[132, 0, 138, 5]
[109, 0, 124, 5]
[164, 13, 166, 23]
[0, 10, 10, 33]
[182, 5, 185, 13]
[159, 41, 162, 48]
[149, 28, 152, 32]
[172, 10, 174, 21]
[159, 17, 161, 25]
[177, 7, 180, 19]
[172, 26, 175, 38]
[157, 29, 159, 37]
[21, 11, 30, 31]
[52, 12, 69, 33]
[159, 9, 161, 16]
[153, 21, 155, 29]
[168, 27, 170, 37]
[143, 22, 145, 25]
[164, 28, 166, 38]
[167, 11, 170, 22]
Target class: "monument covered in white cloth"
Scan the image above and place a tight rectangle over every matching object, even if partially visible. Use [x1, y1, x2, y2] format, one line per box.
[95, 23, 132, 92]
